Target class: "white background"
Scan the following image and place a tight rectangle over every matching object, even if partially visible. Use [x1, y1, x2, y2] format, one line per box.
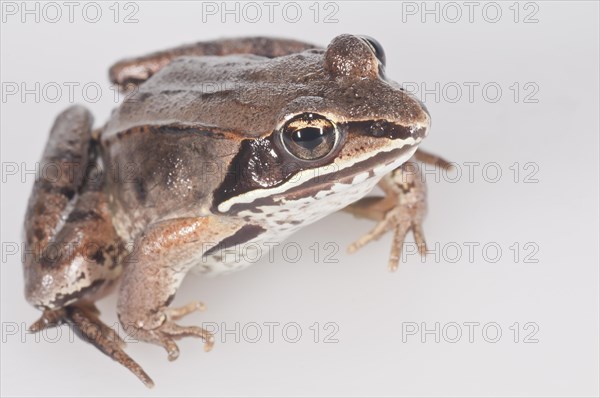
[1, 1, 599, 397]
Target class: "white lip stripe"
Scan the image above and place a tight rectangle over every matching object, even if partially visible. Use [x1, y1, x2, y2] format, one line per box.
[218, 136, 421, 213]
[199, 144, 419, 277]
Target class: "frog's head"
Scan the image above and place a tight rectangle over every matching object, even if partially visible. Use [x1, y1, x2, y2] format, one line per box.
[213, 34, 429, 223]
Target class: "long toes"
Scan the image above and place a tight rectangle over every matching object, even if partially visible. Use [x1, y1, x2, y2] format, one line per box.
[160, 323, 215, 352]
[412, 223, 428, 256]
[348, 217, 395, 253]
[99, 323, 127, 349]
[347, 237, 370, 254]
[388, 223, 411, 272]
[96, 337, 155, 388]
[167, 301, 206, 321]
[29, 308, 67, 332]
[75, 304, 127, 348]
[155, 333, 180, 361]
[67, 306, 154, 388]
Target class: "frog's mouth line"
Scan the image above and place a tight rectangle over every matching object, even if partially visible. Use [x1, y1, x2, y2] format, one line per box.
[221, 142, 418, 214]
[275, 142, 418, 201]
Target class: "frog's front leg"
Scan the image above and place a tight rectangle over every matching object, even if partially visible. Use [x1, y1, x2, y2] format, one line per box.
[117, 216, 239, 361]
[109, 37, 317, 89]
[345, 149, 451, 271]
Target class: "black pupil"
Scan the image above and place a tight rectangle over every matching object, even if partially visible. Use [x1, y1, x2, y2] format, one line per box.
[292, 128, 325, 150]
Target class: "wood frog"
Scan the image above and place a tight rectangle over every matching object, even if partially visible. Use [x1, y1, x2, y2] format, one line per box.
[22, 35, 449, 387]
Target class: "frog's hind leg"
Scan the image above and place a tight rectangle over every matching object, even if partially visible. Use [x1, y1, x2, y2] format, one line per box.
[23, 105, 122, 309]
[109, 37, 318, 89]
[29, 302, 154, 387]
[23, 105, 154, 387]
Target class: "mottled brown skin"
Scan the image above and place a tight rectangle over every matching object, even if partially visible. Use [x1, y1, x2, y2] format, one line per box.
[23, 107, 123, 309]
[109, 37, 318, 88]
[23, 35, 448, 387]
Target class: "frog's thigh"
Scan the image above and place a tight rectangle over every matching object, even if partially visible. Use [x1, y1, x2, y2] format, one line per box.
[109, 37, 317, 88]
[24, 105, 122, 308]
[24, 105, 93, 253]
[29, 190, 125, 308]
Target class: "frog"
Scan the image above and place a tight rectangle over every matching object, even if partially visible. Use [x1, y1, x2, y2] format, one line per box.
[22, 34, 450, 387]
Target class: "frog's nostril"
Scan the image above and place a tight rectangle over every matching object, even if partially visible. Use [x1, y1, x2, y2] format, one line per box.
[412, 126, 428, 140]
[366, 121, 415, 140]
[369, 122, 386, 137]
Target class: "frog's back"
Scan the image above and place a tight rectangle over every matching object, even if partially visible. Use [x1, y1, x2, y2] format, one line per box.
[101, 51, 326, 141]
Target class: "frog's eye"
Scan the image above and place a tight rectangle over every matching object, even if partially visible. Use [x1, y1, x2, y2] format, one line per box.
[280, 113, 338, 161]
[360, 36, 386, 66]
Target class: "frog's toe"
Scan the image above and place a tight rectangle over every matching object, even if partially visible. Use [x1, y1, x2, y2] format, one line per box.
[30, 303, 154, 388]
[29, 307, 68, 332]
[152, 329, 181, 361]
[139, 320, 215, 362]
[387, 219, 427, 272]
[347, 212, 395, 254]
[347, 203, 428, 271]
[128, 302, 215, 361]
[166, 300, 206, 321]
[160, 321, 215, 355]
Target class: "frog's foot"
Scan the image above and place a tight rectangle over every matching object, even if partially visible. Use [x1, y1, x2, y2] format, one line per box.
[347, 195, 427, 272]
[29, 302, 154, 388]
[345, 157, 433, 271]
[346, 151, 451, 270]
[126, 301, 214, 362]
[30, 303, 125, 348]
